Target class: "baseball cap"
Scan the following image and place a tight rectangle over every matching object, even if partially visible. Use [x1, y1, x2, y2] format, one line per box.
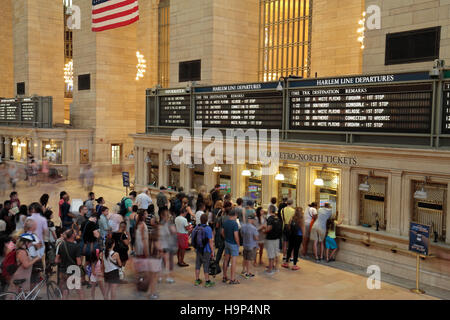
[20, 233, 36, 242]
[247, 214, 256, 220]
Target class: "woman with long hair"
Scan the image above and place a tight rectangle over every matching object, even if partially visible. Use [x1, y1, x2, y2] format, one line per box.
[39, 194, 50, 212]
[282, 207, 305, 271]
[103, 238, 122, 300]
[254, 207, 267, 266]
[112, 221, 130, 267]
[181, 197, 195, 224]
[211, 200, 223, 230]
[15, 205, 28, 232]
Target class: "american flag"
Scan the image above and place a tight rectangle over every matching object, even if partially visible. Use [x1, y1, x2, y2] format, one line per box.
[92, 0, 139, 32]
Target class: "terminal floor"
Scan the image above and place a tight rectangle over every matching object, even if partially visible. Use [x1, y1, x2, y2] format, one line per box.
[7, 175, 441, 300]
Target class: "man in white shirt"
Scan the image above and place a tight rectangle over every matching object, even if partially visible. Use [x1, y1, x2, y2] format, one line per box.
[195, 203, 206, 226]
[136, 188, 153, 210]
[28, 203, 48, 255]
[175, 209, 191, 267]
[301, 202, 318, 256]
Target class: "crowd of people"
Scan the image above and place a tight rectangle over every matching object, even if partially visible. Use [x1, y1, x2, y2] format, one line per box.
[0, 183, 342, 300]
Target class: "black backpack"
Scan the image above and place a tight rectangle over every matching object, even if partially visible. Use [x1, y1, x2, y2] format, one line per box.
[270, 216, 283, 239]
[119, 197, 129, 216]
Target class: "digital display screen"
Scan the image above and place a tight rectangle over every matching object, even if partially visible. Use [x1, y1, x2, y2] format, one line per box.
[289, 83, 433, 133]
[195, 90, 283, 129]
[158, 94, 191, 127]
[442, 82, 450, 134]
[0, 98, 36, 124]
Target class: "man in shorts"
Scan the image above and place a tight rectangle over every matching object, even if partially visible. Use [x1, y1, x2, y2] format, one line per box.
[264, 208, 282, 275]
[193, 214, 215, 287]
[175, 208, 191, 267]
[221, 208, 240, 284]
[311, 202, 333, 262]
[240, 214, 258, 279]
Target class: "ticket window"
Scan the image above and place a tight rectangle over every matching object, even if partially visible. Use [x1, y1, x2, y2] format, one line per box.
[12, 139, 28, 162]
[168, 164, 180, 191]
[412, 182, 447, 243]
[43, 140, 63, 164]
[244, 164, 262, 206]
[314, 169, 339, 217]
[359, 176, 387, 230]
[278, 166, 298, 206]
[146, 153, 159, 188]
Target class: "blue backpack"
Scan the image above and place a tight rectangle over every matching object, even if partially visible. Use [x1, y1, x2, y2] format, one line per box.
[192, 225, 209, 252]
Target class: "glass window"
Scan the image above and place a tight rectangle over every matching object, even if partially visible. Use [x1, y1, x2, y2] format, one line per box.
[244, 164, 263, 206]
[359, 176, 387, 230]
[111, 145, 121, 165]
[258, 0, 311, 81]
[42, 140, 63, 164]
[278, 166, 298, 206]
[147, 153, 159, 188]
[314, 169, 339, 217]
[412, 182, 447, 243]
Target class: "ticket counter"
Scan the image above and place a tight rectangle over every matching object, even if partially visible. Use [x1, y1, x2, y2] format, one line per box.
[314, 168, 340, 217]
[244, 164, 262, 206]
[278, 166, 298, 206]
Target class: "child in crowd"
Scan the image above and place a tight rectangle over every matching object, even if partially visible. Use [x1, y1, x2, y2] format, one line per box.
[325, 216, 342, 262]
[240, 214, 259, 279]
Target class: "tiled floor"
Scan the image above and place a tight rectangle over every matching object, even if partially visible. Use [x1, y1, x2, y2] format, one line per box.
[5, 175, 438, 300]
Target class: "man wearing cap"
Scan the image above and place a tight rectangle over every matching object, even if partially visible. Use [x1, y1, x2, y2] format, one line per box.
[240, 214, 259, 279]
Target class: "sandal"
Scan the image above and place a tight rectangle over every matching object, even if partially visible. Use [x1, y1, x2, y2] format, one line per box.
[229, 279, 240, 285]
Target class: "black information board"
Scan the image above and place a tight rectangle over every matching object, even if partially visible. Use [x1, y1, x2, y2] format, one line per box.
[194, 84, 283, 129]
[289, 83, 433, 133]
[443, 82, 450, 134]
[159, 93, 191, 127]
[0, 98, 37, 124]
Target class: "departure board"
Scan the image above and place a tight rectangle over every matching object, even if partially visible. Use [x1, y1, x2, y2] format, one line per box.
[158, 90, 191, 127]
[289, 83, 433, 133]
[194, 84, 283, 129]
[0, 98, 37, 123]
[443, 82, 450, 134]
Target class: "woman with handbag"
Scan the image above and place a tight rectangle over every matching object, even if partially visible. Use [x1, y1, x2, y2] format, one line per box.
[103, 238, 122, 300]
[112, 222, 130, 267]
[282, 207, 305, 270]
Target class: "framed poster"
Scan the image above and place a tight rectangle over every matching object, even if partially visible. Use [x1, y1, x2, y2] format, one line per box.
[409, 222, 430, 256]
[80, 149, 89, 164]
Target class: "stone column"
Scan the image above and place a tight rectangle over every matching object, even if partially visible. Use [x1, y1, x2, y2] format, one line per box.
[262, 173, 278, 208]
[181, 165, 192, 192]
[298, 165, 310, 210]
[340, 167, 351, 225]
[160, 150, 170, 188]
[31, 137, 41, 160]
[387, 171, 403, 236]
[204, 164, 217, 191]
[143, 148, 149, 187]
[231, 164, 246, 201]
[446, 182, 450, 245]
[349, 170, 360, 226]
[4, 137, 11, 159]
[158, 151, 165, 188]
[136, 146, 143, 186]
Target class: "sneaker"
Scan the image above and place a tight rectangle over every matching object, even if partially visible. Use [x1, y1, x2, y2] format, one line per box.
[240, 271, 246, 276]
[241, 273, 250, 279]
[281, 263, 289, 269]
[246, 273, 255, 278]
[205, 281, 215, 288]
[291, 265, 300, 271]
[194, 279, 202, 286]
[149, 293, 159, 300]
[273, 268, 280, 273]
[166, 278, 175, 284]
[290, 258, 294, 262]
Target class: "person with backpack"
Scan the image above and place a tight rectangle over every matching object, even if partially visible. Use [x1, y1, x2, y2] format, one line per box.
[119, 191, 136, 217]
[282, 207, 305, 270]
[264, 206, 283, 275]
[6, 233, 41, 294]
[192, 213, 215, 287]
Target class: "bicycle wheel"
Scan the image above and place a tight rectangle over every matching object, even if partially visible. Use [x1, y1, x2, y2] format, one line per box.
[0, 292, 19, 300]
[46, 281, 62, 300]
